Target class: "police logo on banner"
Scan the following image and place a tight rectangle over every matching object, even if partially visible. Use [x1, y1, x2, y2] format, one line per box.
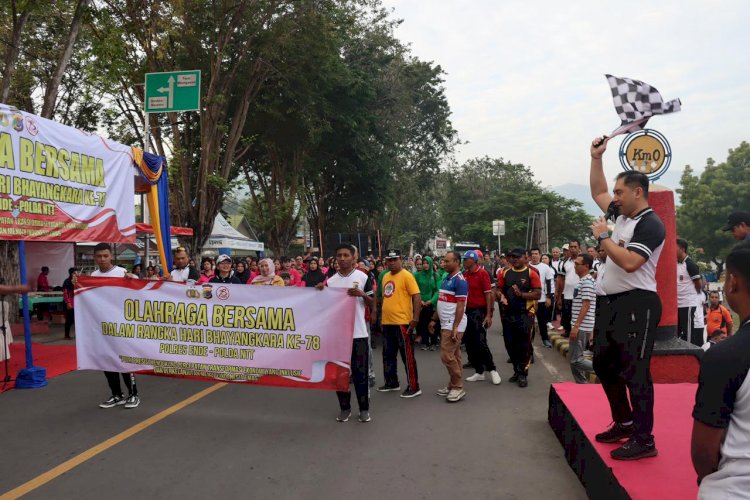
[618, 129, 672, 182]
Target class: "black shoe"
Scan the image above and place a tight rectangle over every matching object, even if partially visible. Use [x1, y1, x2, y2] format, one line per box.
[400, 388, 422, 398]
[518, 374, 528, 387]
[595, 422, 635, 443]
[611, 437, 658, 460]
[376, 384, 400, 392]
[508, 374, 519, 383]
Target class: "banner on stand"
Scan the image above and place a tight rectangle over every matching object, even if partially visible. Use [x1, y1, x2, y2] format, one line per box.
[0, 104, 135, 242]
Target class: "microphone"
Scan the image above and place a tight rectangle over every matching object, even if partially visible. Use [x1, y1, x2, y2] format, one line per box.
[605, 202, 620, 222]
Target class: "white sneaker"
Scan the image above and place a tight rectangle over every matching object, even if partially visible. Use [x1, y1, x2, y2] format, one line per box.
[124, 395, 140, 409]
[466, 373, 485, 382]
[557, 325, 565, 331]
[436, 387, 450, 397]
[490, 370, 502, 385]
[446, 388, 466, 402]
[547, 322, 554, 330]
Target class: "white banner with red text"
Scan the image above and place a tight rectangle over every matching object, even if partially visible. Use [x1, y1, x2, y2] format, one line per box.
[0, 104, 136, 242]
[75, 277, 356, 391]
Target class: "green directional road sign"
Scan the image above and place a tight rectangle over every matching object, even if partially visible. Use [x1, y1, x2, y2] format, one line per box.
[144, 70, 201, 113]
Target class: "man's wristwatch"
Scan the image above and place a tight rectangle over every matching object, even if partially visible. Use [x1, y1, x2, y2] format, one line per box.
[597, 232, 610, 243]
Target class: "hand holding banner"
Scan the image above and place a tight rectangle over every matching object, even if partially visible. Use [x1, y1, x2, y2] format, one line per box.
[75, 277, 357, 391]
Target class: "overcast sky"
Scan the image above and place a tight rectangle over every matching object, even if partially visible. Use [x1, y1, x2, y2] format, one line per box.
[382, 0, 750, 190]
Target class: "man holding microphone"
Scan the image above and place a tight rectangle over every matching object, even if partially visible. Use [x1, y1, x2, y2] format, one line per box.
[589, 136, 665, 460]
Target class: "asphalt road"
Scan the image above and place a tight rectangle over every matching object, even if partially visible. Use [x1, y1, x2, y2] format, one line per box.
[0, 314, 585, 500]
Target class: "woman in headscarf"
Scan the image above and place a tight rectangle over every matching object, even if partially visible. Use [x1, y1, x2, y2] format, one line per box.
[414, 256, 440, 350]
[302, 257, 326, 287]
[234, 260, 251, 284]
[250, 258, 284, 286]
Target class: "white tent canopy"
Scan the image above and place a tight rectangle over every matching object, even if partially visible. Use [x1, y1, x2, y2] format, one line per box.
[202, 213, 264, 252]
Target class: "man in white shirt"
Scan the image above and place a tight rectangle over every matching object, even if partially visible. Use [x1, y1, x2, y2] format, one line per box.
[324, 243, 375, 423]
[676, 238, 703, 346]
[692, 241, 750, 497]
[79, 243, 141, 410]
[529, 247, 555, 348]
[170, 247, 200, 282]
[556, 240, 581, 338]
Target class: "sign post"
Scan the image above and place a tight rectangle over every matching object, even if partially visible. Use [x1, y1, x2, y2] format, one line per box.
[144, 70, 201, 113]
[492, 220, 505, 255]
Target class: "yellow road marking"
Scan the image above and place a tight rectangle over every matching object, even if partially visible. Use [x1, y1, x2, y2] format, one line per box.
[0, 382, 227, 500]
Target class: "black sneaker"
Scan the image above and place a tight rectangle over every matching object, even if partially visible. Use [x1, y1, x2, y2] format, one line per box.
[518, 374, 528, 387]
[595, 422, 635, 443]
[99, 395, 126, 409]
[611, 437, 658, 460]
[400, 388, 422, 398]
[336, 409, 351, 422]
[376, 384, 400, 392]
[508, 374, 519, 383]
[358, 411, 371, 423]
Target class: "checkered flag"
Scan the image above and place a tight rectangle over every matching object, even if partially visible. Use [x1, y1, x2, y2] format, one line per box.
[605, 74, 681, 137]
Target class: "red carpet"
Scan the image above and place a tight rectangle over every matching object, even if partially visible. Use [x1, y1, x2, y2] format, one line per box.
[0, 343, 77, 394]
[550, 383, 698, 499]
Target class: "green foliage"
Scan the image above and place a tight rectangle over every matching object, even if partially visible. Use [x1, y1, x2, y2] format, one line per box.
[677, 141, 750, 274]
[439, 157, 592, 251]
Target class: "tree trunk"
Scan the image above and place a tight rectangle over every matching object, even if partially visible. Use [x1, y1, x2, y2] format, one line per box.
[40, 0, 90, 118]
[0, 2, 32, 103]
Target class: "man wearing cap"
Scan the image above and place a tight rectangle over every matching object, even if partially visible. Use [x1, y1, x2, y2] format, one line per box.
[170, 247, 200, 282]
[376, 249, 422, 398]
[210, 255, 241, 284]
[496, 248, 541, 388]
[723, 211, 750, 241]
[461, 250, 501, 385]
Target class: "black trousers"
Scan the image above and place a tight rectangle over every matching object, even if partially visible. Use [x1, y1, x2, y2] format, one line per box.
[337, 338, 370, 411]
[593, 290, 661, 442]
[677, 306, 697, 345]
[502, 314, 533, 376]
[64, 308, 75, 338]
[536, 301, 550, 343]
[382, 325, 419, 391]
[464, 308, 496, 374]
[104, 371, 137, 397]
[417, 304, 436, 346]
[561, 299, 573, 334]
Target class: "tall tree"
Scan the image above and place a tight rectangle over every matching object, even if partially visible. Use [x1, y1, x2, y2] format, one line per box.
[677, 141, 750, 278]
[439, 157, 592, 251]
[94, 0, 286, 257]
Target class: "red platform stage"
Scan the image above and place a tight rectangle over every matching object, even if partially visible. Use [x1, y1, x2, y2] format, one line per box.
[549, 383, 698, 499]
[1, 343, 77, 394]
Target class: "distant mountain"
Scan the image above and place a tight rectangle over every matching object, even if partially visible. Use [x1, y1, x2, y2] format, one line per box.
[550, 184, 602, 216]
[551, 168, 685, 216]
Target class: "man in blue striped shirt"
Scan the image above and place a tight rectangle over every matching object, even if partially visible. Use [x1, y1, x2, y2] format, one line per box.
[570, 253, 596, 384]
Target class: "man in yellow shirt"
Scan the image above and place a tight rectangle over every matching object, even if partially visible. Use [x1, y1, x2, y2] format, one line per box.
[377, 249, 422, 398]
